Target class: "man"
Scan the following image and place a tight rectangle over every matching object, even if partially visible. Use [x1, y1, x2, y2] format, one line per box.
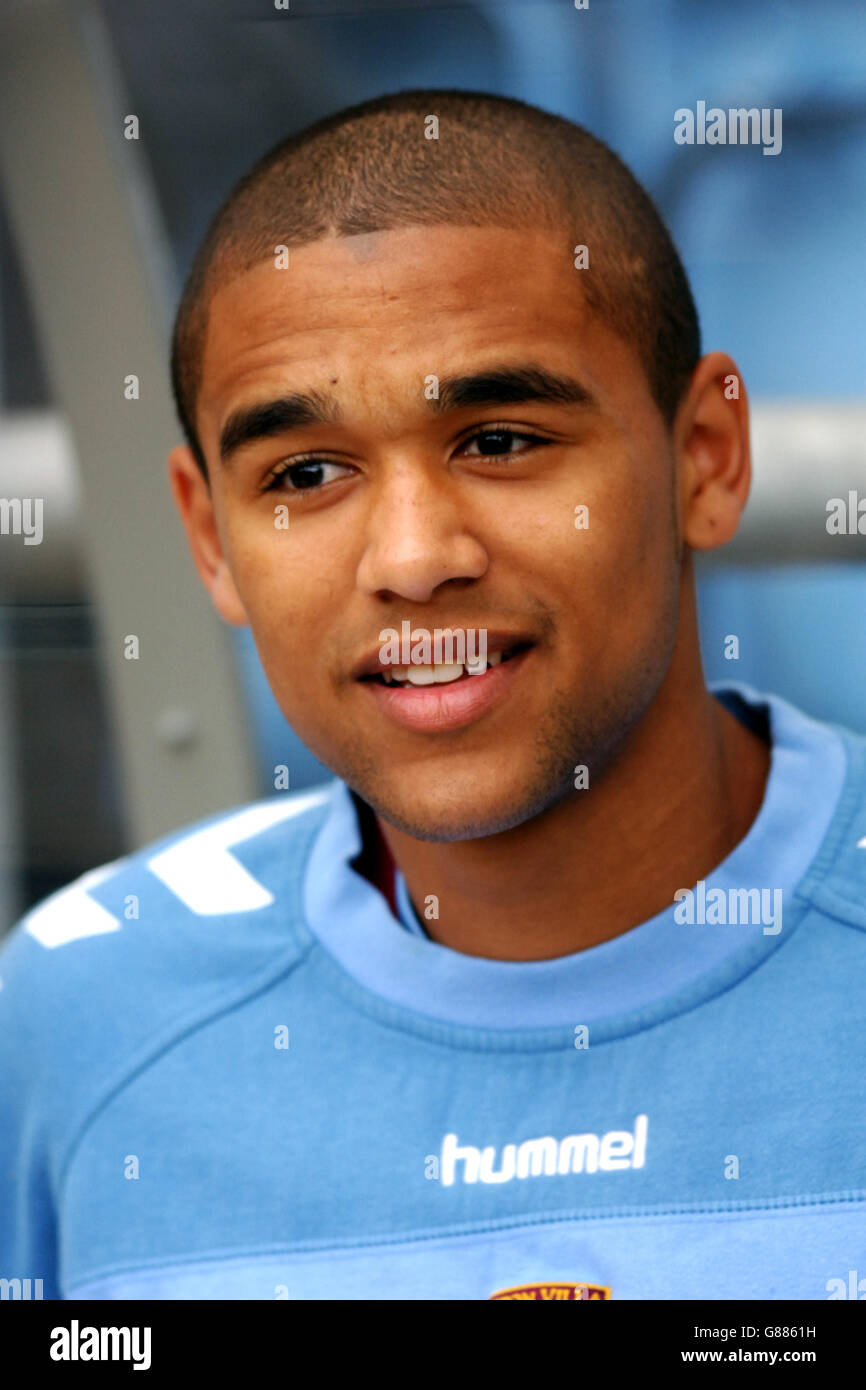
[1, 90, 864, 1301]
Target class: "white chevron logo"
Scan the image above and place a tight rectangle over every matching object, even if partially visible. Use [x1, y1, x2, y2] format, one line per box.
[25, 787, 331, 947]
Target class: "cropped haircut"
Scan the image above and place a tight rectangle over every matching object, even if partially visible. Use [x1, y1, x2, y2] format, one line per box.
[170, 89, 701, 478]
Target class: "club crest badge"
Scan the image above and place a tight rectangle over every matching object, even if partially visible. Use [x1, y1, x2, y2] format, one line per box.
[489, 1281, 611, 1300]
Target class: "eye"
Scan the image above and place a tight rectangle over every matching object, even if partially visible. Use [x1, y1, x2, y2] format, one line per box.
[459, 428, 548, 458]
[262, 458, 354, 493]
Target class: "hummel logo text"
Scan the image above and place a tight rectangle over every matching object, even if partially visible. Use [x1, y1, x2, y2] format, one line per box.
[440, 1114, 648, 1186]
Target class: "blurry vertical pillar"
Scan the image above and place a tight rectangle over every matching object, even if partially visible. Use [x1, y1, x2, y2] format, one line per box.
[0, 0, 259, 845]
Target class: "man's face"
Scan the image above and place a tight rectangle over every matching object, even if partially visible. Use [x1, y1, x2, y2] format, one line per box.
[190, 224, 682, 840]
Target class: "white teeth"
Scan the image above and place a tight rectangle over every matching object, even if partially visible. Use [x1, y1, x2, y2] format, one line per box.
[404, 665, 437, 686]
[466, 651, 502, 676]
[406, 663, 463, 685]
[379, 650, 510, 686]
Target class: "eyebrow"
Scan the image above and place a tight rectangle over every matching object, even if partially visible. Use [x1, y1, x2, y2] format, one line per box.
[219, 390, 338, 465]
[433, 365, 596, 414]
[218, 364, 595, 465]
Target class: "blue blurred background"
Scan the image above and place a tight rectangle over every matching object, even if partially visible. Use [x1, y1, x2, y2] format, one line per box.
[0, 0, 864, 927]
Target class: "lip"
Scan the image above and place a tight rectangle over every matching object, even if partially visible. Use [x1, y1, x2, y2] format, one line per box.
[360, 645, 533, 733]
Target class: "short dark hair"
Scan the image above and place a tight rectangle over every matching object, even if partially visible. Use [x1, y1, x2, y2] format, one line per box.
[170, 89, 700, 478]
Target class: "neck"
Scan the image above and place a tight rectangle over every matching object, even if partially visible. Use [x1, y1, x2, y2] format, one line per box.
[375, 602, 770, 962]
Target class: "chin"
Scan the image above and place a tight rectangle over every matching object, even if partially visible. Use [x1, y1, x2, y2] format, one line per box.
[354, 767, 573, 843]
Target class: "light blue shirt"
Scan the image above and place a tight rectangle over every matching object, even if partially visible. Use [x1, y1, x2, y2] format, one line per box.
[1, 682, 865, 1300]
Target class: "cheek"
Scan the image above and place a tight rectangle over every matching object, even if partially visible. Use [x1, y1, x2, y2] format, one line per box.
[586, 452, 674, 570]
[522, 466, 671, 588]
[221, 509, 315, 614]
[540, 470, 677, 666]
[224, 524, 353, 704]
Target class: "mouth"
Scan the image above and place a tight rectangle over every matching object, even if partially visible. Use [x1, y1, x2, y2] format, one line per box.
[357, 641, 534, 733]
[358, 639, 533, 688]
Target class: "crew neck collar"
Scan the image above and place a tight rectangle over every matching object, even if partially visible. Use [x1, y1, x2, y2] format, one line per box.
[301, 683, 846, 1035]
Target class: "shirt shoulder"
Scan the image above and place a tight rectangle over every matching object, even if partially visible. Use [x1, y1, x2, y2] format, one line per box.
[0, 784, 335, 1124]
[796, 718, 866, 935]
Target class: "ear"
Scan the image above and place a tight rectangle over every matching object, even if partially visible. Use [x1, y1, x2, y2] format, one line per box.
[673, 351, 751, 552]
[167, 444, 249, 627]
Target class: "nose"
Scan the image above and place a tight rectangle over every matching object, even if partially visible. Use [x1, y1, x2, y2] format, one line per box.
[355, 461, 489, 603]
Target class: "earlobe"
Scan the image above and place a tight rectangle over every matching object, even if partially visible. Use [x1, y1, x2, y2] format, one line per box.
[677, 352, 751, 553]
[210, 557, 250, 628]
[167, 444, 250, 627]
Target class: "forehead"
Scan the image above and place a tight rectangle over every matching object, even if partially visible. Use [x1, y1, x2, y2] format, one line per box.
[197, 224, 646, 436]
